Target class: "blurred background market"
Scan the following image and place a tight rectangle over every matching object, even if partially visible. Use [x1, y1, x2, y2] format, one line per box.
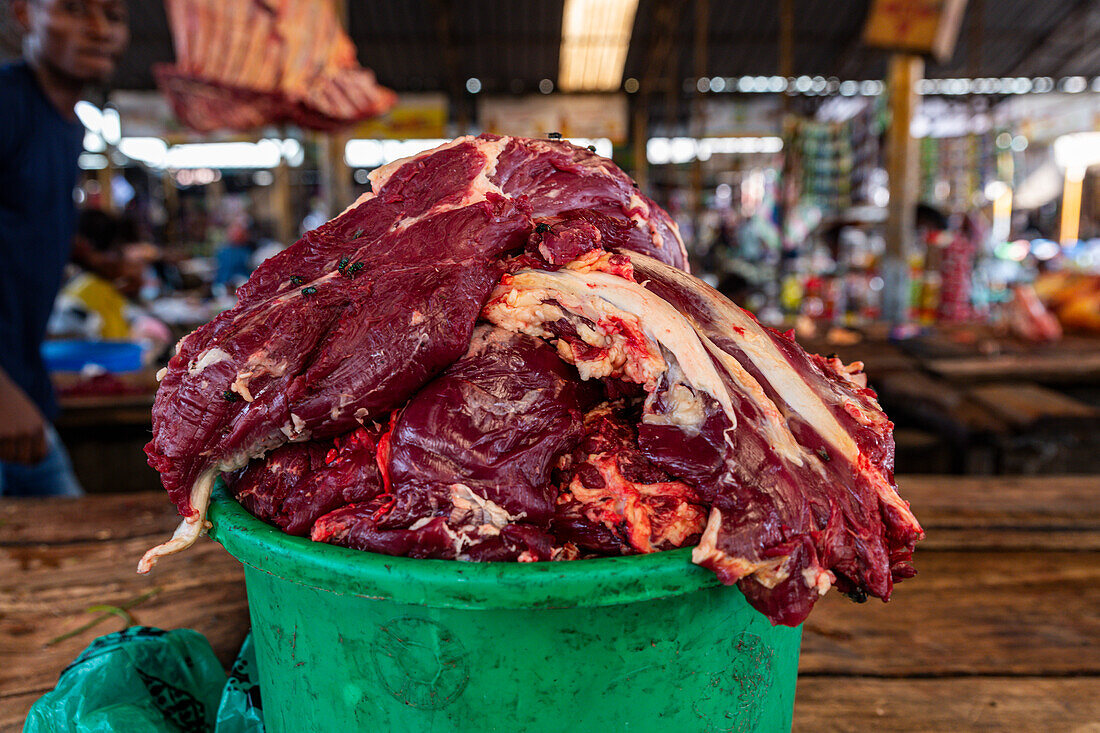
[4, 0, 1100, 490]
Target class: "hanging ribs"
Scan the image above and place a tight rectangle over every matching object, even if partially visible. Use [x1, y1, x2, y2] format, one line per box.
[156, 0, 396, 132]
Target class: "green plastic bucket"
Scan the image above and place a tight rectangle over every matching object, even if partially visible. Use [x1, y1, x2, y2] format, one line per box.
[207, 483, 802, 732]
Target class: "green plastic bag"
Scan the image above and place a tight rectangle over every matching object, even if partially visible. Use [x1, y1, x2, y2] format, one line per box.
[214, 634, 264, 733]
[25, 627, 264, 733]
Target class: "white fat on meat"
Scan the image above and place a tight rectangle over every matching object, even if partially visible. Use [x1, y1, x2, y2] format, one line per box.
[803, 566, 835, 596]
[691, 507, 758, 580]
[484, 260, 911, 590]
[279, 413, 309, 441]
[625, 191, 684, 258]
[691, 507, 833, 594]
[139, 427, 295, 573]
[188, 347, 232, 376]
[642, 382, 706, 432]
[449, 484, 522, 537]
[393, 137, 510, 235]
[340, 140, 463, 215]
[230, 377, 254, 402]
[485, 269, 726, 413]
[627, 253, 916, 528]
[137, 467, 216, 573]
[485, 261, 815, 465]
[827, 357, 870, 390]
[230, 350, 290, 404]
[342, 135, 508, 220]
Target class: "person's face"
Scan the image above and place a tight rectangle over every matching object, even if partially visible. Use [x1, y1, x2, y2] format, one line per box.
[14, 0, 130, 84]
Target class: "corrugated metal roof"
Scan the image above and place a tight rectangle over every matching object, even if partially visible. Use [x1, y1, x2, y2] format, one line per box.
[1, 0, 1096, 95]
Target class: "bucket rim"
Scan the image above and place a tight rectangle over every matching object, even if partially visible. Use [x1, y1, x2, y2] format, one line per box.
[207, 481, 729, 610]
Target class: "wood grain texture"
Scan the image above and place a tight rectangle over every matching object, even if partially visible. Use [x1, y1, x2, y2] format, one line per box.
[793, 677, 1100, 732]
[0, 694, 41, 733]
[969, 382, 1099, 428]
[800, 551, 1100, 676]
[7, 475, 1096, 548]
[0, 494, 178, 544]
[897, 474, 1100, 550]
[2, 477, 1098, 731]
[0, 537, 248, 699]
[926, 351, 1100, 382]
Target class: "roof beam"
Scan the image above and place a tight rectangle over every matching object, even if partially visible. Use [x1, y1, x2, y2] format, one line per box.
[1008, 0, 1098, 77]
[638, 0, 679, 96]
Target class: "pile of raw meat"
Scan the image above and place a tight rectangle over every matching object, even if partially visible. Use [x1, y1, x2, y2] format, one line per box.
[141, 135, 923, 626]
[156, 0, 396, 132]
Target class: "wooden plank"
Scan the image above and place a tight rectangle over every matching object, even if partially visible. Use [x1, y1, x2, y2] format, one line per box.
[4, 545, 1096, 690]
[3, 480, 1098, 730]
[905, 467, 1100, 549]
[968, 382, 1098, 429]
[794, 677, 1100, 732]
[899, 474, 1100, 518]
[0, 494, 178, 544]
[875, 370, 1008, 435]
[926, 351, 1100, 383]
[0, 536, 248, 700]
[1, 692, 43, 733]
[800, 551, 1100, 677]
[6, 677, 1099, 733]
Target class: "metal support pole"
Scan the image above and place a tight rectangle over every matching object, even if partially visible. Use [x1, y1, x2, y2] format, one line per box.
[632, 104, 649, 191]
[690, 0, 709, 246]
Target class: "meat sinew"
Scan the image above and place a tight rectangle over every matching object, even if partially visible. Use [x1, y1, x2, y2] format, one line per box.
[142, 134, 921, 626]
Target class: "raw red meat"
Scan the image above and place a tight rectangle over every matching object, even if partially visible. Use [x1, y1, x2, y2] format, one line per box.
[141, 136, 687, 573]
[306, 326, 595, 562]
[143, 135, 920, 627]
[552, 402, 707, 556]
[157, 0, 396, 132]
[229, 424, 386, 536]
[480, 248, 922, 625]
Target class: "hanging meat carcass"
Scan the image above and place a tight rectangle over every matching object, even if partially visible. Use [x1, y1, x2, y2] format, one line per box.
[156, 0, 396, 132]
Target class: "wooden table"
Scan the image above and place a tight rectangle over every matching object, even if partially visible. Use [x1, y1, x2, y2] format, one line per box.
[802, 330, 1100, 474]
[3, 476, 1098, 732]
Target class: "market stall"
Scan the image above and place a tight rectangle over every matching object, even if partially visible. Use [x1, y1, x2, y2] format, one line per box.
[2, 0, 1100, 730]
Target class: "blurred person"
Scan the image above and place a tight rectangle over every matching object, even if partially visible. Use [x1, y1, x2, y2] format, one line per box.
[54, 209, 148, 340]
[0, 0, 129, 495]
[214, 216, 256, 290]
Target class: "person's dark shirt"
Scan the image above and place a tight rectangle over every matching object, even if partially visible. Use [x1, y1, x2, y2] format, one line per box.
[0, 61, 85, 420]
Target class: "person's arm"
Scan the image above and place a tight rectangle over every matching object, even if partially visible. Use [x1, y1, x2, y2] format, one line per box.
[0, 366, 48, 465]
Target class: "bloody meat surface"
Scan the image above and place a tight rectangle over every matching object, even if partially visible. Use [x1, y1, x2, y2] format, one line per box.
[142, 135, 921, 627]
